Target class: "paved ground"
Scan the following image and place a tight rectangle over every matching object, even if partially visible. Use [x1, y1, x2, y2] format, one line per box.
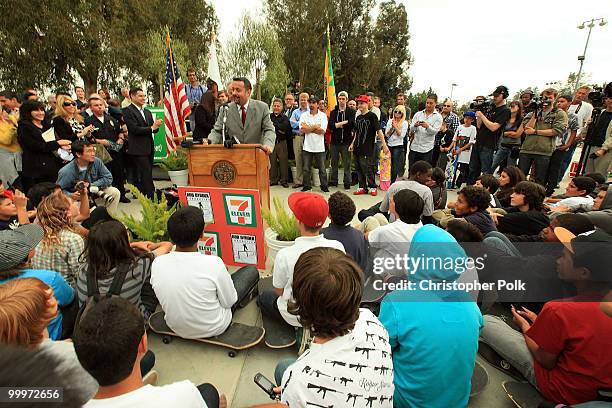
[114, 177, 522, 408]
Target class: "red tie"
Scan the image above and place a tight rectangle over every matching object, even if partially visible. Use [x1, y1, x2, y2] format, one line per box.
[241, 106, 246, 126]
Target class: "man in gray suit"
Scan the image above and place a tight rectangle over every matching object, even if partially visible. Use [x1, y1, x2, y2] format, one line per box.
[207, 77, 276, 154]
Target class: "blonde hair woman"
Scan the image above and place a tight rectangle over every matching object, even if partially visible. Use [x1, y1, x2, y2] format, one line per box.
[31, 191, 84, 287]
[53, 95, 95, 143]
[385, 104, 408, 183]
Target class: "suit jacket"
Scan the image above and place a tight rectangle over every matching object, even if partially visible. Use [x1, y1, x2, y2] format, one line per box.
[84, 113, 121, 142]
[209, 100, 276, 148]
[122, 104, 158, 156]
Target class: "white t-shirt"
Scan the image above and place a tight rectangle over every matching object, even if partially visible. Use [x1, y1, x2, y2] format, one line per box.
[568, 101, 593, 135]
[281, 309, 394, 408]
[385, 121, 408, 147]
[453, 125, 477, 164]
[274, 235, 345, 326]
[84, 381, 206, 407]
[151, 252, 237, 338]
[551, 195, 594, 211]
[299, 110, 328, 153]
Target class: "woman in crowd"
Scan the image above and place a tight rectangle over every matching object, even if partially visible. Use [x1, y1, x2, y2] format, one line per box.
[0, 109, 21, 189]
[52, 94, 95, 143]
[192, 91, 216, 142]
[97, 88, 111, 102]
[492, 100, 523, 173]
[16, 100, 71, 193]
[490, 181, 550, 236]
[0, 224, 74, 340]
[428, 167, 447, 210]
[76, 220, 173, 319]
[495, 166, 526, 208]
[31, 191, 84, 287]
[385, 105, 408, 184]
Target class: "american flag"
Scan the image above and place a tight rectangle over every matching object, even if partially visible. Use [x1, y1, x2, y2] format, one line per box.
[163, 35, 190, 153]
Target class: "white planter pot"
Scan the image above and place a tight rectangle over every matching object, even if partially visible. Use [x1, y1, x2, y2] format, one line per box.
[265, 228, 294, 263]
[168, 169, 189, 186]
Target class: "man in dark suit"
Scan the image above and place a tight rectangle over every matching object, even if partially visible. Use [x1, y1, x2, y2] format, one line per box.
[207, 77, 275, 154]
[122, 88, 162, 198]
[85, 95, 130, 203]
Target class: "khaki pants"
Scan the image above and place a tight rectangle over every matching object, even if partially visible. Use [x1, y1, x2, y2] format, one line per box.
[293, 135, 304, 185]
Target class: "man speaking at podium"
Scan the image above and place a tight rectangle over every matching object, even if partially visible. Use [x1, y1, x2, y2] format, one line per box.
[207, 77, 276, 154]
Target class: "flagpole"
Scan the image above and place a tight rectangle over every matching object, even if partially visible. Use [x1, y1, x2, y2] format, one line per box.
[166, 31, 185, 143]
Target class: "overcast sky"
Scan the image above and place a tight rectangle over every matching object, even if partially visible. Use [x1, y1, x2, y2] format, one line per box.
[213, 0, 611, 104]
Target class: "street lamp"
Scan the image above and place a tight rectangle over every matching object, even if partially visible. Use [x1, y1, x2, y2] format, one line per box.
[450, 83, 458, 101]
[574, 17, 607, 94]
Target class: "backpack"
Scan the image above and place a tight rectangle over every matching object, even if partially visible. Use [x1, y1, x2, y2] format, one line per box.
[74, 263, 130, 332]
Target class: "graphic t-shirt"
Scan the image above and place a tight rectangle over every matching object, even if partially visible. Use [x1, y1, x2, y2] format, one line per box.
[353, 112, 381, 157]
[453, 125, 477, 164]
[281, 309, 394, 408]
[475, 105, 511, 149]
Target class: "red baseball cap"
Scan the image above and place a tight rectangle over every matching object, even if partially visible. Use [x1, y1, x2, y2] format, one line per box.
[355, 95, 370, 104]
[288, 192, 329, 228]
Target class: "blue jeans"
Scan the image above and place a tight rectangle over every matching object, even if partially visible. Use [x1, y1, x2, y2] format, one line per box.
[230, 265, 260, 312]
[467, 145, 495, 185]
[518, 153, 550, 186]
[491, 145, 519, 173]
[274, 358, 298, 385]
[557, 143, 577, 183]
[389, 146, 405, 183]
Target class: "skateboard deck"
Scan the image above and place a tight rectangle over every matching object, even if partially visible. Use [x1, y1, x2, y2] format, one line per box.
[258, 277, 296, 349]
[470, 360, 489, 397]
[148, 311, 264, 357]
[362, 275, 387, 303]
[502, 381, 544, 408]
[478, 341, 525, 381]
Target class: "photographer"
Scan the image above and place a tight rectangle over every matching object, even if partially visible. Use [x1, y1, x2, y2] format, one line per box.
[584, 85, 612, 175]
[56, 140, 120, 214]
[518, 88, 568, 186]
[467, 86, 511, 184]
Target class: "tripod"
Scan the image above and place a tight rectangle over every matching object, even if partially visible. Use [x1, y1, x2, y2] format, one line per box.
[575, 107, 603, 176]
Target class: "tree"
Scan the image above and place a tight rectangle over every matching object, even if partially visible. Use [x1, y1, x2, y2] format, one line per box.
[221, 14, 289, 102]
[405, 87, 435, 117]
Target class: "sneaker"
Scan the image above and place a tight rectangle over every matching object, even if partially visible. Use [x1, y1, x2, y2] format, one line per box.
[281, 183, 289, 188]
[371, 190, 378, 197]
[142, 370, 158, 385]
[292, 184, 303, 189]
[301, 186, 312, 192]
[353, 189, 368, 195]
[321, 186, 330, 193]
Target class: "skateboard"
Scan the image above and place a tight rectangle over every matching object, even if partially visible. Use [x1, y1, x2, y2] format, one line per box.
[478, 341, 525, 381]
[258, 277, 296, 349]
[470, 360, 490, 397]
[148, 311, 264, 358]
[502, 381, 545, 408]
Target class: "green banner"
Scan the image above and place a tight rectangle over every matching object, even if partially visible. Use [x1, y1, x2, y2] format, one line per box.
[147, 106, 167, 162]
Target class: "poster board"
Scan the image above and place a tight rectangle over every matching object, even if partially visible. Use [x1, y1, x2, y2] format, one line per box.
[147, 106, 168, 162]
[178, 186, 266, 270]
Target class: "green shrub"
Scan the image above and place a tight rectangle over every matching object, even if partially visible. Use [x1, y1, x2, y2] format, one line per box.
[115, 184, 179, 242]
[262, 196, 300, 241]
[158, 148, 188, 171]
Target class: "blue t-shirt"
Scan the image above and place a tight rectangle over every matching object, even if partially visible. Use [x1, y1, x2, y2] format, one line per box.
[0, 269, 75, 340]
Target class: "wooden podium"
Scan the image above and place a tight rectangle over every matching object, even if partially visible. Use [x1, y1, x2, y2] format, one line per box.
[185, 144, 270, 210]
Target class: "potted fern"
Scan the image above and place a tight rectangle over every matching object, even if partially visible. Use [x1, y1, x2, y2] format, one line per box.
[158, 148, 189, 186]
[115, 184, 179, 242]
[262, 196, 300, 262]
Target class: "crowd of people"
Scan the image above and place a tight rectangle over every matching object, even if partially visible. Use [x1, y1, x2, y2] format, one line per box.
[0, 74, 611, 408]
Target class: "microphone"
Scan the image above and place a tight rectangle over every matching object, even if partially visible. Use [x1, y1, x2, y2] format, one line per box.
[222, 104, 235, 149]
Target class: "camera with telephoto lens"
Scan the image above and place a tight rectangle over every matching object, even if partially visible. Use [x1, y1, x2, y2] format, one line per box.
[469, 98, 494, 116]
[524, 95, 552, 115]
[75, 181, 114, 205]
[588, 86, 605, 109]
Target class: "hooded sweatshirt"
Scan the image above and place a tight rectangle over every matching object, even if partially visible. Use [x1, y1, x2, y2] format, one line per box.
[379, 225, 483, 408]
[583, 189, 612, 235]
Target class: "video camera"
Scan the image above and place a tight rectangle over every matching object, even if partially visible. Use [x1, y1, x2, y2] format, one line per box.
[587, 85, 608, 109]
[75, 181, 115, 205]
[469, 97, 494, 116]
[523, 95, 553, 115]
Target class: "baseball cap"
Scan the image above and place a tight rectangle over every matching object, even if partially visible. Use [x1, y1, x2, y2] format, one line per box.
[463, 111, 476, 119]
[554, 227, 612, 282]
[337, 91, 348, 99]
[308, 96, 320, 104]
[355, 95, 370, 104]
[0, 224, 44, 271]
[521, 89, 535, 96]
[288, 192, 329, 228]
[489, 85, 509, 98]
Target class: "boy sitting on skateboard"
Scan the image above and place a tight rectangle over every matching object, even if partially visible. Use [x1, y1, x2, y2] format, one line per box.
[151, 206, 259, 339]
[480, 228, 612, 405]
[257, 192, 345, 330]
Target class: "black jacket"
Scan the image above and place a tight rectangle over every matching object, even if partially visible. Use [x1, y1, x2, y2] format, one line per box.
[270, 112, 292, 142]
[85, 113, 121, 142]
[328, 106, 356, 145]
[122, 104, 158, 157]
[17, 121, 60, 178]
[192, 105, 215, 141]
[52, 116, 79, 142]
[498, 208, 550, 236]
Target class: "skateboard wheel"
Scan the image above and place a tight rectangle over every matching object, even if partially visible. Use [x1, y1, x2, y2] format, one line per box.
[162, 336, 172, 344]
[228, 351, 236, 358]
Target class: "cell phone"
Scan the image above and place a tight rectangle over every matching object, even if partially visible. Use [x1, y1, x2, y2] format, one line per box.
[254, 373, 279, 400]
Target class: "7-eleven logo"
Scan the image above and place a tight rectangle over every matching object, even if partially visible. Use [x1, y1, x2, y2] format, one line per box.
[226, 195, 253, 226]
[197, 234, 219, 257]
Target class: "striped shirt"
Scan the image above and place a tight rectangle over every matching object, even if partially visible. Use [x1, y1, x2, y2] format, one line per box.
[76, 255, 154, 317]
[32, 230, 84, 288]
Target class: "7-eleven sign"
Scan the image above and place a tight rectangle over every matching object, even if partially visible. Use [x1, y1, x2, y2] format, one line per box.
[223, 194, 255, 227]
[197, 232, 220, 257]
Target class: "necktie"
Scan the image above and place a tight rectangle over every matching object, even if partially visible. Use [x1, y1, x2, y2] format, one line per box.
[139, 108, 146, 122]
[241, 106, 246, 126]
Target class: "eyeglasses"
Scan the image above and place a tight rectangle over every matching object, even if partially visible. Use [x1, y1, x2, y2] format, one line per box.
[63, 101, 76, 107]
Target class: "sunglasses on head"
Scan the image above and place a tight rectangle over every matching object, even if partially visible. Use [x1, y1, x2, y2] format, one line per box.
[63, 101, 76, 107]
